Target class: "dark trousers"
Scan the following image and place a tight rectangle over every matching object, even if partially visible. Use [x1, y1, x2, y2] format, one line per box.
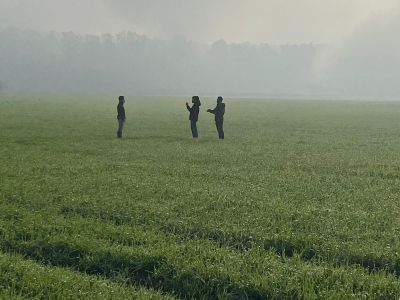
[216, 122, 224, 139]
[117, 119, 125, 138]
[191, 120, 198, 138]
[117, 119, 125, 132]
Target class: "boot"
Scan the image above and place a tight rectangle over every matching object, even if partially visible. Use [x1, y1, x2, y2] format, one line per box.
[117, 131, 122, 138]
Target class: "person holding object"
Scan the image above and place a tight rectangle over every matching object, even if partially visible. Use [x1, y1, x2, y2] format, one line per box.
[186, 96, 201, 138]
[117, 96, 126, 138]
[207, 96, 225, 139]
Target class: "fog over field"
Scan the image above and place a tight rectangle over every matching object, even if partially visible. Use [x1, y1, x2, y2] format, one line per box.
[0, 0, 399, 98]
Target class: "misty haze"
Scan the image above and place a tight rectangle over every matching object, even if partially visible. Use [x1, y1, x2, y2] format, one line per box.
[0, 0, 399, 98]
[3, 2, 400, 299]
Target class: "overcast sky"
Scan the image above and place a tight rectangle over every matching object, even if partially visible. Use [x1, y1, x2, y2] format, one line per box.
[0, 0, 398, 44]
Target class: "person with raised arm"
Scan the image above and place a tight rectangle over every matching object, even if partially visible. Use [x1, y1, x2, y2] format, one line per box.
[186, 96, 201, 138]
[207, 96, 225, 139]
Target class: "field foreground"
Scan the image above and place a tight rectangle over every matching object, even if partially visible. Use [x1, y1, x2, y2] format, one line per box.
[1, 95, 400, 299]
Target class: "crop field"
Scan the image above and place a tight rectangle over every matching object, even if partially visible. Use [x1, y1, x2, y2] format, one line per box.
[1, 95, 400, 299]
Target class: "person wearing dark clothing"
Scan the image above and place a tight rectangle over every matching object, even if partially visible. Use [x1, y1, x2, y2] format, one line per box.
[186, 96, 201, 138]
[117, 96, 126, 138]
[207, 96, 225, 139]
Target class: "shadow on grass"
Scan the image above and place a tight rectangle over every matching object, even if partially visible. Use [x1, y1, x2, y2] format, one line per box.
[264, 239, 316, 260]
[160, 223, 254, 252]
[263, 239, 400, 276]
[60, 206, 133, 226]
[0, 236, 274, 299]
[118, 135, 187, 142]
[116, 135, 222, 144]
[60, 205, 400, 277]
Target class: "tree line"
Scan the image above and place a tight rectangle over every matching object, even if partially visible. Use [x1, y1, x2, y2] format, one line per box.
[1, 27, 397, 98]
[0, 27, 326, 96]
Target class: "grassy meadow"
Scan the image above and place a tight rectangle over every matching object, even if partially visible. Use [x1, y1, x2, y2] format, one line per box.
[1, 95, 400, 299]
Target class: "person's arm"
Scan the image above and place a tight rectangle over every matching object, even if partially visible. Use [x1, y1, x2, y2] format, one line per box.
[186, 103, 192, 112]
[207, 106, 217, 114]
[123, 107, 126, 120]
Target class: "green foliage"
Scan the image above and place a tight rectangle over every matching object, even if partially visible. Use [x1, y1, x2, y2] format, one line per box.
[1, 95, 400, 299]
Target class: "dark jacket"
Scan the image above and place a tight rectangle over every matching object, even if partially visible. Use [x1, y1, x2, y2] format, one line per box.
[117, 103, 125, 120]
[209, 103, 225, 123]
[187, 101, 201, 122]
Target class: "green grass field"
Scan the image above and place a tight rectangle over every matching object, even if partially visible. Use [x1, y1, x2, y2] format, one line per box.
[1, 95, 400, 299]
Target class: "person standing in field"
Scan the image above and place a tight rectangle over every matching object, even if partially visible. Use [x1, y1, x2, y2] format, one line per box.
[117, 96, 126, 138]
[207, 96, 225, 139]
[186, 96, 201, 138]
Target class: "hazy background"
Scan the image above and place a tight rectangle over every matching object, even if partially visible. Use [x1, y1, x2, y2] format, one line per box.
[0, 0, 399, 98]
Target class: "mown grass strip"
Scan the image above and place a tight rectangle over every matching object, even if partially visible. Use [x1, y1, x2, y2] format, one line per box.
[0, 205, 273, 299]
[1, 204, 400, 299]
[60, 203, 400, 277]
[5, 188, 400, 281]
[263, 238, 400, 274]
[5, 190, 400, 278]
[0, 252, 176, 300]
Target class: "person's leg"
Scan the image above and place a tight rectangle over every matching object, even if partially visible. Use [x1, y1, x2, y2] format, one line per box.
[216, 122, 224, 139]
[117, 119, 124, 138]
[191, 120, 198, 138]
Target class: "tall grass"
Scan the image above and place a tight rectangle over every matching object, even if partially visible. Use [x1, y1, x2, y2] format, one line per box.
[1, 95, 400, 299]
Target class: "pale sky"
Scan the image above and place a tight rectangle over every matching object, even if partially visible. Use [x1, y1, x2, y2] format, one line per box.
[0, 0, 398, 44]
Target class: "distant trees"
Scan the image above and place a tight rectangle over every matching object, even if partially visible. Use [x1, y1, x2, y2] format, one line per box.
[0, 27, 325, 96]
[4, 27, 386, 97]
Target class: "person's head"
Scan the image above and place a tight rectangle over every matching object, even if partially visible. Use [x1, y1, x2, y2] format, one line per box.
[119, 96, 125, 104]
[192, 96, 199, 104]
[217, 96, 223, 103]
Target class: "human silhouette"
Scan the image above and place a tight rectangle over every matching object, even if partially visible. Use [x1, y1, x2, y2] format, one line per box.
[117, 96, 126, 138]
[207, 96, 225, 139]
[186, 96, 201, 138]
